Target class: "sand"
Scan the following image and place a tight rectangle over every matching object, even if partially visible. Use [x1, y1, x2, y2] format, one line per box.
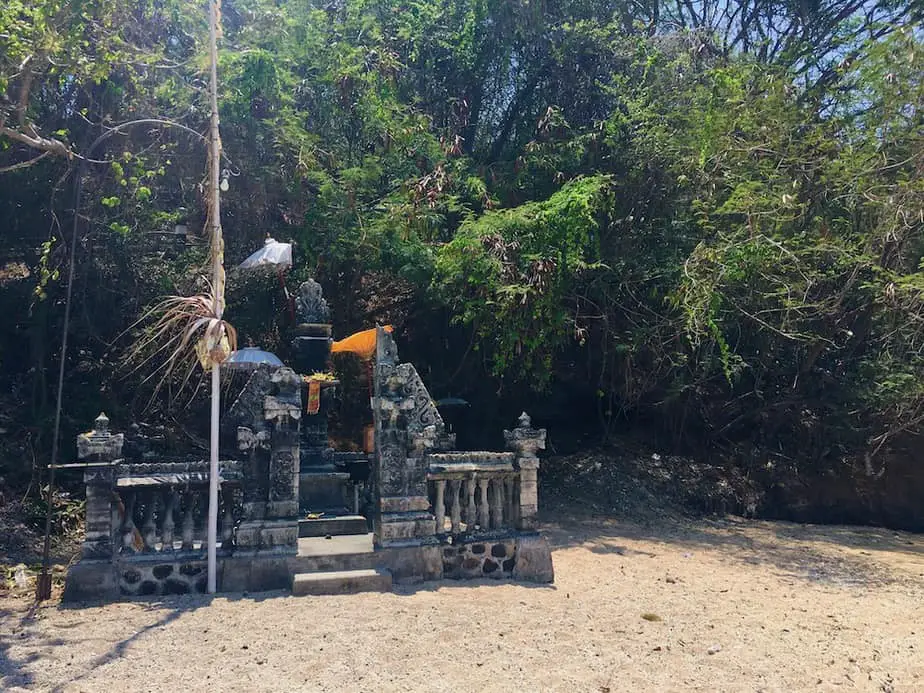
[2, 512, 923, 692]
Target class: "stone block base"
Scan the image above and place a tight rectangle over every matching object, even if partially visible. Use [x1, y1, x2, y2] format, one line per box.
[513, 533, 554, 583]
[62, 560, 119, 603]
[235, 519, 298, 551]
[379, 496, 431, 512]
[63, 533, 553, 602]
[376, 543, 442, 583]
[377, 510, 436, 544]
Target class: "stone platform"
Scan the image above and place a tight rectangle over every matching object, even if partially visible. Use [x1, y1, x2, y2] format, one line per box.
[298, 514, 368, 538]
[292, 568, 392, 596]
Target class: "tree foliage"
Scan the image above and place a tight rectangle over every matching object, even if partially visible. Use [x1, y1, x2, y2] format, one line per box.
[0, 0, 921, 499]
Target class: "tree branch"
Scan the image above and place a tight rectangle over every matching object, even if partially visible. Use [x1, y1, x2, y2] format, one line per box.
[0, 118, 234, 173]
[0, 150, 51, 173]
[0, 124, 71, 158]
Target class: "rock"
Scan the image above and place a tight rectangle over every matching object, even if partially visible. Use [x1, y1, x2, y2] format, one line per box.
[513, 534, 554, 583]
[13, 565, 28, 589]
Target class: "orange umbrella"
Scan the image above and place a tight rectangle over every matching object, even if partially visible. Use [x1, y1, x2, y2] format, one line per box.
[332, 326, 394, 404]
[331, 326, 393, 361]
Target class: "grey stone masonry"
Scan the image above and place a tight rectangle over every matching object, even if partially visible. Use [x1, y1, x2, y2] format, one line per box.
[235, 367, 302, 553]
[76, 413, 123, 559]
[76, 412, 124, 461]
[373, 327, 437, 546]
[265, 367, 301, 519]
[504, 412, 546, 530]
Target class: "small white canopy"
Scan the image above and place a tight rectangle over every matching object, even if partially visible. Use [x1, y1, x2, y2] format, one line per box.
[223, 347, 284, 370]
[239, 237, 292, 269]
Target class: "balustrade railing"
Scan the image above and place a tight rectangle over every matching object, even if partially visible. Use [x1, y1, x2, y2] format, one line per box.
[427, 453, 519, 536]
[114, 461, 243, 556]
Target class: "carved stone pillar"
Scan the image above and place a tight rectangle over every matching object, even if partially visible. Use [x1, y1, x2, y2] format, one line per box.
[63, 414, 123, 602]
[234, 368, 301, 553]
[504, 412, 546, 531]
[372, 328, 437, 546]
[76, 413, 123, 559]
[262, 367, 301, 549]
[227, 366, 273, 551]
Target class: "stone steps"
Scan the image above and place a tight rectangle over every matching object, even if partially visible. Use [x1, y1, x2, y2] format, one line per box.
[298, 514, 368, 538]
[291, 568, 392, 596]
[290, 533, 393, 596]
[292, 533, 379, 573]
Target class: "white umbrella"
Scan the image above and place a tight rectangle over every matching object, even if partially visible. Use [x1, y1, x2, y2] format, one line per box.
[238, 237, 295, 321]
[239, 237, 292, 269]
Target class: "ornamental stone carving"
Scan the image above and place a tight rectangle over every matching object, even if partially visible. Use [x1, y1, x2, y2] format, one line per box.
[503, 412, 546, 459]
[77, 412, 124, 461]
[295, 278, 330, 324]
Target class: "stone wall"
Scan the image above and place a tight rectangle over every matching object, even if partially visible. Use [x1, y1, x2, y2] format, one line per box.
[441, 533, 554, 583]
[442, 539, 517, 579]
[118, 559, 210, 596]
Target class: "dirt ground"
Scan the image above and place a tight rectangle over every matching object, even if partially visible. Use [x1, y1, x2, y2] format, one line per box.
[2, 510, 923, 692]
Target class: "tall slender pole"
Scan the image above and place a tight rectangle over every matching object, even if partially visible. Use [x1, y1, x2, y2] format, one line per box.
[35, 163, 85, 601]
[206, 0, 224, 595]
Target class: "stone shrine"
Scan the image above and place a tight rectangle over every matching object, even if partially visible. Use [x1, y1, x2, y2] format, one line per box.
[63, 279, 553, 601]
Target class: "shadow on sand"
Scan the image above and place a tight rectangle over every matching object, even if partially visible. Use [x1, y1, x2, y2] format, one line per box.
[0, 588, 288, 692]
[542, 500, 924, 588]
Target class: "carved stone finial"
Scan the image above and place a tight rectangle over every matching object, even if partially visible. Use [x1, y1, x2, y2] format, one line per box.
[94, 412, 110, 433]
[504, 412, 546, 460]
[77, 412, 123, 461]
[271, 366, 302, 396]
[295, 279, 330, 324]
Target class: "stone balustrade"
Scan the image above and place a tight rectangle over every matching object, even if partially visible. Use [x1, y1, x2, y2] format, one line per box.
[114, 461, 242, 556]
[427, 452, 520, 536]
[426, 413, 547, 537]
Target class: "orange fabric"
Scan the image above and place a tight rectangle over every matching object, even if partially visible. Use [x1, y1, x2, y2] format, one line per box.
[307, 380, 321, 415]
[330, 325, 393, 361]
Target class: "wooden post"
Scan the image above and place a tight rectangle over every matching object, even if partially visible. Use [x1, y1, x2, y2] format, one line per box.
[206, 0, 225, 595]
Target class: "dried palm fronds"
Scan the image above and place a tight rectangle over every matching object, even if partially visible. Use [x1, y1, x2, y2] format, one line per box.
[123, 290, 237, 408]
